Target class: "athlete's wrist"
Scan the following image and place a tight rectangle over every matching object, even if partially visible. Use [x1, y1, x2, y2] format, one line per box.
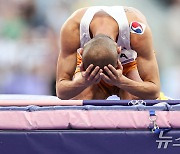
[116, 75, 127, 88]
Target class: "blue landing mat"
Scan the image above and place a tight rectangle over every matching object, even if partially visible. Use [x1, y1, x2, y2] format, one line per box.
[0, 130, 180, 154]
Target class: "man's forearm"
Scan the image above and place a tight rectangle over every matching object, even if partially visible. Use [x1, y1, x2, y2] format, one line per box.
[118, 76, 160, 99]
[56, 79, 88, 100]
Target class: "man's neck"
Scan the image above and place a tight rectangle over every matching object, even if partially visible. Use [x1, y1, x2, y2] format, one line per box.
[90, 17, 119, 42]
[93, 31, 116, 41]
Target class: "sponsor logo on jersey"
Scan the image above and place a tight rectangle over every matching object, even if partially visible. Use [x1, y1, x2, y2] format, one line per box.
[130, 21, 146, 35]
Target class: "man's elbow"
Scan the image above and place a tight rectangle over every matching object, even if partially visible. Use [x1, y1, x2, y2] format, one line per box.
[56, 88, 71, 100]
[153, 91, 160, 100]
[56, 83, 69, 100]
[141, 84, 160, 100]
[57, 94, 69, 100]
[150, 86, 160, 100]
[56, 90, 71, 100]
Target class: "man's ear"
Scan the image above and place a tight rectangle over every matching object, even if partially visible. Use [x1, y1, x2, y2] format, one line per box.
[117, 46, 121, 54]
[77, 48, 83, 57]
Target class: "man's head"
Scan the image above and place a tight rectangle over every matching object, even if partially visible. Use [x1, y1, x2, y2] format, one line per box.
[82, 34, 118, 72]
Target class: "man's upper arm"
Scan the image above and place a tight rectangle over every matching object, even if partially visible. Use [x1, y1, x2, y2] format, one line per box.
[131, 23, 160, 88]
[56, 18, 80, 82]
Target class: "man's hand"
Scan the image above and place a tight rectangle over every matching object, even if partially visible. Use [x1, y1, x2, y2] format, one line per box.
[74, 63, 103, 87]
[101, 60, 123, 87]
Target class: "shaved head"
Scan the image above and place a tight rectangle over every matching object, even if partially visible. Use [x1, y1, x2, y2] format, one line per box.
[82, 34, 118, 71]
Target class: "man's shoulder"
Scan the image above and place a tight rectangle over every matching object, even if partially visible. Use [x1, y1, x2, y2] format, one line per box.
[126, 7, 152, 52]
[69, 7, 89, 22]
[61, 8, 88, 32]
[124, 6, 147, 23]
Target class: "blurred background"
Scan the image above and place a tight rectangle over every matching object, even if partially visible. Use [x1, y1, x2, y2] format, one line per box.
[0, 0, 179, 99]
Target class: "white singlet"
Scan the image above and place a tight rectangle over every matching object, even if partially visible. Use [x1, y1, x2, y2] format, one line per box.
[79, 6, 137, 65]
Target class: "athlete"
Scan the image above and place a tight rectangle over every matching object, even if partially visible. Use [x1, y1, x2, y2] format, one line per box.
[56, 6, 161, 100]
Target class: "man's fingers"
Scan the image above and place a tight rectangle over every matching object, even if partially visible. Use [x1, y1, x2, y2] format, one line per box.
[88, 66, 100, 81]
[101, 73, 111, 83]
[93, 69, 103, 83]
[117, 60, 123, 70]
[107, 64, 119, 77]
[104, 66, 115, 78]
[84, 64, 94, 78]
